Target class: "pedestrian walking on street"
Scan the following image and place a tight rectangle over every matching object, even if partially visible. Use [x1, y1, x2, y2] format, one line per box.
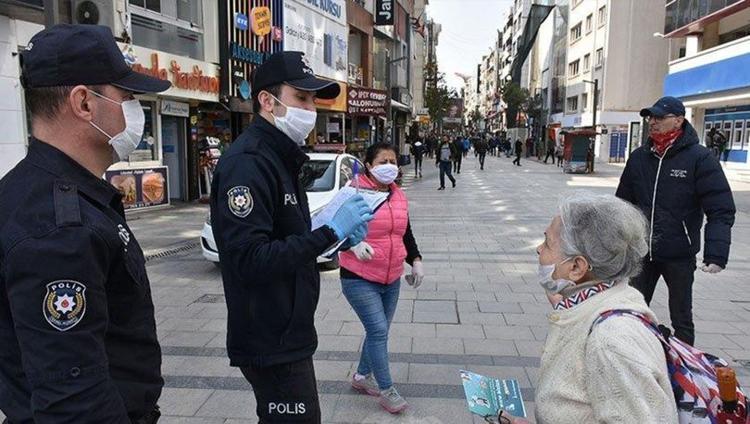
[527, 193, 678, 424]
[544, 140, 555, 164]
[410, 140, 425, 178]
[512, 139, 523, 166]
[210, 51, 374, 423]
[452, 136, 463, 174]
[437, 135, 458, 190]
[340, 143, 423, 415]
[0, 24, 171, 423]
[555, 143, 564, 167]
[616, 96, 736, 346]
[475, 136, 489, 170]
[706, 127, 728, 161]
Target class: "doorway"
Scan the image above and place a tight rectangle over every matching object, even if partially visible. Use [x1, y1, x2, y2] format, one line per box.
[161, 115, 187, 201]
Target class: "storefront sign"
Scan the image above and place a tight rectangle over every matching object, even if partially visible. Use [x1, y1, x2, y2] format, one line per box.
[231, 42, 271, 65]
[119, 43, 220, 103]
[375, 0, 394, 25]
[251, 6, 272, 37]
[235, 12, 249, 30]
[283, 0, 348, 82]
[106, 166, 170, 210]
[347, 87, 387, 116]
[161, 100, 190, 117]
[327, 122, 340, 133]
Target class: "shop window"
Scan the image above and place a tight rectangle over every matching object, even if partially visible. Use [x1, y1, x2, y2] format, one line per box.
[732, 120, 744, 150]
[744, 120, 750, 150]
[722, 120, 732, 143]
[125, 101, 158, 163]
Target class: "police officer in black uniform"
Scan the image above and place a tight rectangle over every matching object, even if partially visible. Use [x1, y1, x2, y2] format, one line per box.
[0, 25, 171, 423]
[210, 52, 374, 423]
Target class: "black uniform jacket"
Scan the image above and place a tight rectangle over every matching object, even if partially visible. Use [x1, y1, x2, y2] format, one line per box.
[0, 139, 162, 423]
[210, 117, 338, 368]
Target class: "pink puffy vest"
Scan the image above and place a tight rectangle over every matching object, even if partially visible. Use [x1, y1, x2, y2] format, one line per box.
[339, 174, 409, 284]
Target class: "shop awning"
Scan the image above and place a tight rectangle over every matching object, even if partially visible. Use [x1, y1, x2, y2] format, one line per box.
[664, 52, 750, 99]
[390, 99, 411, 113]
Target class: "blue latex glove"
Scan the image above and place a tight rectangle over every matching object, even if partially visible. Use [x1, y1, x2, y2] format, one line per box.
[348, 223, 368, 246]
[328, 195, 373, 241]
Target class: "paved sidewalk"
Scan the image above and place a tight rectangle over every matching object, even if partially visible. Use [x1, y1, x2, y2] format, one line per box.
[2, 153, 748, 423]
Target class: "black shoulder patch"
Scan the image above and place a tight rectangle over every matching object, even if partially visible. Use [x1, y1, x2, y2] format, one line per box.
[53, 180, 81, 227]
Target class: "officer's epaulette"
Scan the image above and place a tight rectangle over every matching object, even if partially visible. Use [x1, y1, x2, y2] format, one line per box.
[53, 180, 82, 227]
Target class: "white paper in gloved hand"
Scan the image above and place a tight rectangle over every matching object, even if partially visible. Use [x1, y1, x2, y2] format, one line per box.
[351, 242, 374, 261]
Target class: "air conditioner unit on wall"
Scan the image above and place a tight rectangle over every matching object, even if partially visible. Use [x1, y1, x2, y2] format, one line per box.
[71, 0, 129, 41]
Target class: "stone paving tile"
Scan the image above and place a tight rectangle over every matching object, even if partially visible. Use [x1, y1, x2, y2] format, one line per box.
[412, 337, 464, 355]
[194, 390, 255, 418]
[407, 363, 465, 385]
[158, 388, 214, 416]
[436, 324, 485, 339]
[463, 339, 519, 356]
[159, 331, 219, 348]
[483, 325, 536, 341]
[318, 335, 364, 352]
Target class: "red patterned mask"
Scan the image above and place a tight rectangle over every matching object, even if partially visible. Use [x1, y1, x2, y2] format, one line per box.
[650, 128, 683, 156]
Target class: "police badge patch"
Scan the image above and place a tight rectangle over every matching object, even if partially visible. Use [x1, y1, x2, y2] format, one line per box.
[43, 280, 86, 332]
[228, 186, 253, 218]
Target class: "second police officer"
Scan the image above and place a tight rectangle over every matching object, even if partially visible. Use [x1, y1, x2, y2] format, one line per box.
[210, 51, 374, 423]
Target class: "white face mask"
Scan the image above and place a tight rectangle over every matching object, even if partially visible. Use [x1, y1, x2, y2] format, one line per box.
[537, 258, 576, 294]
[271, 94, 317, 145]
[88, 90, 145, 162]
[370, 163, 399, 185]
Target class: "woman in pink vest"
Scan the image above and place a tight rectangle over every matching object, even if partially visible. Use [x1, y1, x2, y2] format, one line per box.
[340, 143, 423, 414]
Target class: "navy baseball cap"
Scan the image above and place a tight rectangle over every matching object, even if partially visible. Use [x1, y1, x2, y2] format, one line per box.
[252, 51, 340, 99]
[20, 24, 171, 93]
[640, 96, 686, 118]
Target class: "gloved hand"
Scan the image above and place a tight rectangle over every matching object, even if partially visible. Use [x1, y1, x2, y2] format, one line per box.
[351, 242, 374, 261]
[327, 195, 373, 241]
[701, 263, 724, 274]
[405, 260, 424, 288]
[348, 223, 368, 246]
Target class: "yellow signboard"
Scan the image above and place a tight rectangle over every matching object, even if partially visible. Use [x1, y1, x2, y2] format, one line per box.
[252, 7, 272, 37]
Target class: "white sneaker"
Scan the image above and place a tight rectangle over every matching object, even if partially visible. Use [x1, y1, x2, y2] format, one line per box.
[379, 386, 408, 414]
[351, 373, 379, 396]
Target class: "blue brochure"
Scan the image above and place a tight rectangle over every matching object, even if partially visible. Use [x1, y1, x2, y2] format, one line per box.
[459, 370, 526, 419]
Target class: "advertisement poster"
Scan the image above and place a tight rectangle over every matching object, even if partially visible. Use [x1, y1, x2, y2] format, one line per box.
[106, 167, 170, 210]
[443, 98, 464, 125]
[375, 0, 394, 25]
[459, 370, 526, 420]
[283, 0, 348, 82]
[347, 87, 388, 116]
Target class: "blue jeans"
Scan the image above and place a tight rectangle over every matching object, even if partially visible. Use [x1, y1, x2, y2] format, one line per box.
[341, 277, 401, 390]
[439, 161, 455, 188]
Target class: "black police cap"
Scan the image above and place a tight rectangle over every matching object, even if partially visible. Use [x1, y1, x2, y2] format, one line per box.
[252, 51, 340, 100]
[20, 24, 171, 94]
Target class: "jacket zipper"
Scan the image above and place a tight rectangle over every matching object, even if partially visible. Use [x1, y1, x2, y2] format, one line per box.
[649, 146, 671, 261]
[385, 200, 394, 282]
[682, 221, 692, 246]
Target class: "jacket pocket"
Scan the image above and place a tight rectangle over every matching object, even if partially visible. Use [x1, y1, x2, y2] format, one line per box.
[682, 221, 692, 246]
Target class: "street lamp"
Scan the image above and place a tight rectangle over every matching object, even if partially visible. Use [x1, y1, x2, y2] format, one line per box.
[385, 50, 408, 144]
[582, 78, 599, 173]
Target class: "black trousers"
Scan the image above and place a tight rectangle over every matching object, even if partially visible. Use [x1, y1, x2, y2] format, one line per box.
[241, 357, 321, 423]
[453, 155, 462, 173]
[414, 156, 423, 174]
[512, 153, 521, 165]
[630, 258, 696, 346]
[544, 152, 554, 163]
[478, 152, 486, 169]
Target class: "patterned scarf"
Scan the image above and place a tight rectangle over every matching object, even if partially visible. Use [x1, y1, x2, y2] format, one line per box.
[554, 281, 617, 311]
[650, 128, 683, 156]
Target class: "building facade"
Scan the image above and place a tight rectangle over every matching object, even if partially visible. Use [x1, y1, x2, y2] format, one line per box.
[663, 0, 750, 168]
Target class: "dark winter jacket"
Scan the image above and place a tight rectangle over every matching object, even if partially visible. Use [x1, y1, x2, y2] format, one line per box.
[616, 121, 735, 267]
[436, 142, 460, 164]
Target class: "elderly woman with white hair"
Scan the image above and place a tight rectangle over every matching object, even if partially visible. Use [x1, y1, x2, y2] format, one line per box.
[505, 193, 678, 424]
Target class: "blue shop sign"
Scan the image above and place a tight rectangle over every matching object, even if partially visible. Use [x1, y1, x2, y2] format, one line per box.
[235, 13, 249, 30]
[230, 42, 271, 65]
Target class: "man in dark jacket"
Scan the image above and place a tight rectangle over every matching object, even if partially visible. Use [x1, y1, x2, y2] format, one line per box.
[616, 96, 736, 346]
[211, 52, 373, 423]
[512, 139, 523, 166]
[411, 139, 426, 178]
[475, 136, 489, 170]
